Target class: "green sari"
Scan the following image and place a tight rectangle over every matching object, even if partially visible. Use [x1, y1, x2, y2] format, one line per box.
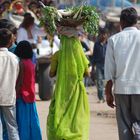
[47, 35, 90, 140]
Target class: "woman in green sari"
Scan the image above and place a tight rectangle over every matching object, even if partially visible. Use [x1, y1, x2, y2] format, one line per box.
[47, 26, 90, 140]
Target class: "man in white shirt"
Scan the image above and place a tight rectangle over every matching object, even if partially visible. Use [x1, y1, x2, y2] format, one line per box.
[105, 7, 140, 140]
[0, 29, 19, 140]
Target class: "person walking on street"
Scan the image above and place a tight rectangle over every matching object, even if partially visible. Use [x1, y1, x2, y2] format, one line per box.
[47, 26, 90, 140]
[105, 7, 140, 140]
[0, 28, 20, 140]
[92, 28, 108, 103]
[14, 41, 42, 140]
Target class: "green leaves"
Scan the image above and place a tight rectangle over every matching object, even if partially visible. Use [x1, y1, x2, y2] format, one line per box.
[40, 6, 58, 36]
[72, 6, 99, 35]
[40, 5, 99, 36]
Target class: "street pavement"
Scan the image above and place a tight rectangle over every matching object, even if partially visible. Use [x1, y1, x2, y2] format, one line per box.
[36, 86, 118, 140]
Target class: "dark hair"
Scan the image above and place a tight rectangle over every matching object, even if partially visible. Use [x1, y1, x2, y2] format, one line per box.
[23, 12, 32, 18]
[0, 19, 10, 29]
[0, 19, 17, 35]
[98, 27, 108, 35]
[120, 7, 138, 26]
[21, 16, 34, 29]
[0, 28, 12, 47]
[7, 24, 17, 35]
[0, 19, 9, 23]
[15, 40, 33, 59]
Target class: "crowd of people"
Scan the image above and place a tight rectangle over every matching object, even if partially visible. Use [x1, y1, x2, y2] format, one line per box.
[0, 6, 140, 140]
[0, 15, 43, 140]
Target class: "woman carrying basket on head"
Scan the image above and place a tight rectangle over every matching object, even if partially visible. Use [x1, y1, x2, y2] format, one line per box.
[47, 25, 90, 140]
[40, 5, 99, 140]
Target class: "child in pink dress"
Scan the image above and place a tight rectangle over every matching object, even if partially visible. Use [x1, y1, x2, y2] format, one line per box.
[14, 40, 42, 140]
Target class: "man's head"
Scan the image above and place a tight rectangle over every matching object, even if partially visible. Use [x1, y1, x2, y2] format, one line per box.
[0, 19, 17, 44]
[120, 7, 138, 29]
[98, 28, 108, 43]
[0, 28, 12, 48]
[21, 16, 35, 29]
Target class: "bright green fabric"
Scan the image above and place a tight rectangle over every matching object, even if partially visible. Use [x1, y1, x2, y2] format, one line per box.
[47, 35, 90, 140]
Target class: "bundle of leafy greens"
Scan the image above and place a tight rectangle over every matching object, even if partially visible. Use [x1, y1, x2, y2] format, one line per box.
[40, 5, 99, 36]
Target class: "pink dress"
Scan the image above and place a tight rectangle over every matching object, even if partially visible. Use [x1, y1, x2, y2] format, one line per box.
[16, 59, 42, 140]
[18, 59, 36, 103]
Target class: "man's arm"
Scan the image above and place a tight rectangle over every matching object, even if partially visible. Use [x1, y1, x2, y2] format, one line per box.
[105, 38, 116, 108]
[105, 80, 116, 108]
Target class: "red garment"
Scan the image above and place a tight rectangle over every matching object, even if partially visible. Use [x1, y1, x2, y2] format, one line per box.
[19, 59, 36, 103]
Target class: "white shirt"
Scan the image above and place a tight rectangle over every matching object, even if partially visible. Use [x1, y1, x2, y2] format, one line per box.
[17, 26, 46, 44]
[0, 48, 19, 106]
[17, 27, 35, 44]
[105, 27, 140, 95]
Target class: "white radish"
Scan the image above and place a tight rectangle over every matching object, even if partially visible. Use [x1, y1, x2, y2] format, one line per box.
[39, 1, 46, 8]
[57, 11, 63, 18]
[73, 6, 83, 19]
[57, 9, 73, 17]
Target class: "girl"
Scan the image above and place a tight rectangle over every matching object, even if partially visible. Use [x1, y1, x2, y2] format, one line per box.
[14, 40, 42, 140]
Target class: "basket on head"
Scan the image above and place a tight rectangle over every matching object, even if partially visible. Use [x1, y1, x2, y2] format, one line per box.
[56, 17, 85, 27]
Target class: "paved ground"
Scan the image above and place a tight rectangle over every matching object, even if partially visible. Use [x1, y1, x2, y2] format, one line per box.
[36, 86, 118, 140]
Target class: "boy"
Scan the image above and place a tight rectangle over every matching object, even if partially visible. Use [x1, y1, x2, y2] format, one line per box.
[0, 28, 19, 140]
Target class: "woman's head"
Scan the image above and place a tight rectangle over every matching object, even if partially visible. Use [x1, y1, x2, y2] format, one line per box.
[21, 16, 35, 29]
[15, 40, 33, 59]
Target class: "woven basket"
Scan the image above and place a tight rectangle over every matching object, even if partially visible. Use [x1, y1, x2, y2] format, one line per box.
[56, 18, 85, 27]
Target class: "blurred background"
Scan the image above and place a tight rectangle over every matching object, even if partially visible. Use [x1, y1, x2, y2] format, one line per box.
[0, 0, 140, 35]
[0, 0, 140, 100]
